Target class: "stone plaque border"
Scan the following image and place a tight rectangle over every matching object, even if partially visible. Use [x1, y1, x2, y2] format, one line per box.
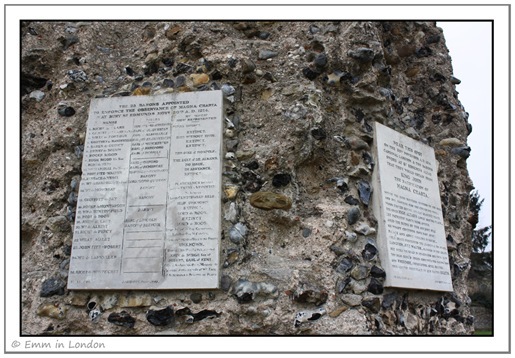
[371, 121, 453, 292]
[68, 91, 223, 290]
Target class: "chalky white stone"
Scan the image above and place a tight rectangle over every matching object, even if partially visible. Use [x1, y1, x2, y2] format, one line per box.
[68, 91, 223, 289]
[371, 122, 453, 292]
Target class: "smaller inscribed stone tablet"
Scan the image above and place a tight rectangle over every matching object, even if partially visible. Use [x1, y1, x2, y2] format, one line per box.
[68, 91, 223, 289]
[371, 122, 453, 292]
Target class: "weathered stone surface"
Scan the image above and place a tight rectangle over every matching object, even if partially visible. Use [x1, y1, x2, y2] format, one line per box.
[21, 21, 474, 336]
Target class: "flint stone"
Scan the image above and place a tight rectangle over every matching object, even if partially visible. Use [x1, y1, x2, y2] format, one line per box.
[351, 265, 369, 280]
[348, 47, 375, 63]
[29, 90, 45, 102]
[347, 207, 361, 225]
[258, 50, 278, 60]
[40, 278, 66, 297]
[146, 306, 175, 326]
[362, 296, 381, 313]
[108, 311, 136, 328]
[229, 222, 248, 244]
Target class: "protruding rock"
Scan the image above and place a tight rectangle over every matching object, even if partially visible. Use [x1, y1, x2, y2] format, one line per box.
[258, 50, 278, 60]
[347, 207, 361, 225]
[29, 90, 45, 102]
[362, 242, 378, 261]
[190, 73, 209, 86]
[221, 84, 235, 96]
[236, 150, 255, 161]
[345, 136, 369, 150]
[340, 294, 363, 307]
[335, 257, 354, 274]
[367, 278, 384, 294]
[370, 265, 386, 278]
[294, 308, 326, 328]
[67, 69, 88, 82]
[241, 58, 256, 74]
[146, 306, 175, 326]
[190, 293, 202, 304]
[59, 34, 79, 50]
[325, 71, 347, 85]
[347, 47, 375, 63]
[224, 185, 239, 200]
[329, 306, 348, 318]
[450, 76, 461, 84]
[108, 311, 136, 328]
[344, 196, 360, 205]
[314, 53, 328, 68]
[249, 191, 292, 211]
[37, 303, 67, 320]
[327, 177, 348, 193]
[224, 248, 239, 267]
[351, 265, 369, 280]
[336, 277, 351, 294]
[231, 279, 278, 303]
[362, 296, 381, 313]
[345, 231, 358, 242]
[450, 146, 471, 159]
[58, 106, 76, 117]
[229, 222, 248, 244]
[302, 227, 312, 238]
[224, 202, 239, 223]
[439, 138, 463, 147]
[40, 278, 66, 297]
[165, 25, 182, 40]
[357, 180, 372, 206]
[355, 223, 376, 236]
[220, 275, 233, 292]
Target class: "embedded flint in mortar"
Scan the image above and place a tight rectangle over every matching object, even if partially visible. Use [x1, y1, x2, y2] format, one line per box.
[146, 306, 175, 326]
[327, 177, 348, 193]
[357, 180, 372, 206]
[249, 191, 292, 211]
[231, 279, 278, 303]
[228, 222, 248, 244]
[294, 308, 326, 328]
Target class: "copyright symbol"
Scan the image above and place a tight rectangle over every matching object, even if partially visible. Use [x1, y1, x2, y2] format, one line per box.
[11, 341, 20, 348]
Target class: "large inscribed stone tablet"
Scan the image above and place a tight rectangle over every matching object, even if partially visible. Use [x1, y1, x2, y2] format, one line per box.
[371, 122, 453, 291]
[68, 91, 223, 289]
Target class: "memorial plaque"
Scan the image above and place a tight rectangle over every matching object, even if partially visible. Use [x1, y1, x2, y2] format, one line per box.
[371, 122, 453, 291]
[68, 91, 223, 289]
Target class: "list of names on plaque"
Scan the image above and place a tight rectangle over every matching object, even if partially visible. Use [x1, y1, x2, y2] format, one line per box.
[371, 122, 453, 291]
[68, 91, 223, 289]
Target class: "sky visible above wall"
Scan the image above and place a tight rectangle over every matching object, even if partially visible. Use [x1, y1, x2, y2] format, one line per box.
[438, 21, 493, 251]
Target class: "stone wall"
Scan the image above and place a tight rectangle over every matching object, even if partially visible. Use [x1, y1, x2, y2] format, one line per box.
[21, 21, 475, 335]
